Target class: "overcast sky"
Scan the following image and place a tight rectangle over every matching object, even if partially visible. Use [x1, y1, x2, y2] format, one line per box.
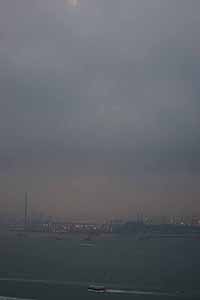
[0, 0, 200, 221]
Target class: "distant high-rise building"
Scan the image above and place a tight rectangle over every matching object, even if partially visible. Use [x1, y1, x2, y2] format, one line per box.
[24, 192, 28, 229]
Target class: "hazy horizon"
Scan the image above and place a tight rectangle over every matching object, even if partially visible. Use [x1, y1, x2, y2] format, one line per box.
[1, 0, 200, 220]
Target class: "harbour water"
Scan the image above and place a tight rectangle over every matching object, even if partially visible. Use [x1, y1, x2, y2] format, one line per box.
[0, 232, 199, 299]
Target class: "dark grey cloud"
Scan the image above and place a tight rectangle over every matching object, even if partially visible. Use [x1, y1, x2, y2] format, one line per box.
[0, 0, 200, 219]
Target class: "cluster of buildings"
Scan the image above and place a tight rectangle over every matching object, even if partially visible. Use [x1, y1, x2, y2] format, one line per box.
[7, 215, 200, 236]
[3, 195, 200, 235]
[8, 219, 112, 234]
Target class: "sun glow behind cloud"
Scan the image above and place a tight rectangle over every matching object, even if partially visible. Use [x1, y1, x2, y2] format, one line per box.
[65, 0, 80, 8]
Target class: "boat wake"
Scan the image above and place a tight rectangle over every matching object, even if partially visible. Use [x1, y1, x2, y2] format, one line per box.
[106, 289, 180, 297]
[0, 297, 35, 300]
[0, 277, 198, 298]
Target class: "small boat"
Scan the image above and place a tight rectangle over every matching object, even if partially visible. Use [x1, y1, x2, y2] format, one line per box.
[88, 285, 106, 293]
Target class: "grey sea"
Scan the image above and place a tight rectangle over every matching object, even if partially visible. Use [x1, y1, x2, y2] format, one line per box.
[0, 232, 199, 299]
